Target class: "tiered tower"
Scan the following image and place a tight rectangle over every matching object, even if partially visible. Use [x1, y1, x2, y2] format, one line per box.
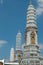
[16, 31, 22, 51]
[21, 0, 41, 65]
[26, 0, 38, 45]
[16, 31, 22, 62]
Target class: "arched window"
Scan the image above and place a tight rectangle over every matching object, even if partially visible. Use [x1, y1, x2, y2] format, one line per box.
[30, 31, 35, 44]
[18, 54, 21, 60]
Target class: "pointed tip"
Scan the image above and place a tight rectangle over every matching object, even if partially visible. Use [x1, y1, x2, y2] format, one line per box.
[18, 30, 21, 34]
[30, 0, 32, 5]
[10, 47, 15, 53]
[18, 30, 20, 33]
[12, 46, 14, 48]
[10, 46, 14, 50]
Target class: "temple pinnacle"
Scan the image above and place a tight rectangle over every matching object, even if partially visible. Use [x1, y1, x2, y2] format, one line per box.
[30, 0, 32, 4]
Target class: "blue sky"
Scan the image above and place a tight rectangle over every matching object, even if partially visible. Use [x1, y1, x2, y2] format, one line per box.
[0, 0, 43, 60]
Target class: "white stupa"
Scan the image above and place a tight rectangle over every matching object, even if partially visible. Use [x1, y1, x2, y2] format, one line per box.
[16, 31, 22, 51]
[25, 0, 38, 45]
[21, 1, 43, 65]
[16, 31, 22, 61]
[10, 47, 15, 62]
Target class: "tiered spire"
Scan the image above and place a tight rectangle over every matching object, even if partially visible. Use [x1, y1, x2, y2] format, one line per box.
[16, 31, 22, 50]
[26, 0, 37, 29]
[25, 0, 38, 45]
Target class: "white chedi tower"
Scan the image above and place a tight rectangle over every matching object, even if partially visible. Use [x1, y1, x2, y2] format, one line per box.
[16, 31, 22, 50]
[16, 31, 22, 61]
[25, 0, 38, 45]
[21, 1, 41, 65]
[10, 47, 15, 62]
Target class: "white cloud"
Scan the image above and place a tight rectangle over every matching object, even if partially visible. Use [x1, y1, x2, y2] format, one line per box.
[36, 8, 43, 15]
[36, 0, 43, 16]
[0, 40, 8, 47]
[0, 0, 3, 4]
[39, 44, 43, 49]
[38, 0, 43, 6]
